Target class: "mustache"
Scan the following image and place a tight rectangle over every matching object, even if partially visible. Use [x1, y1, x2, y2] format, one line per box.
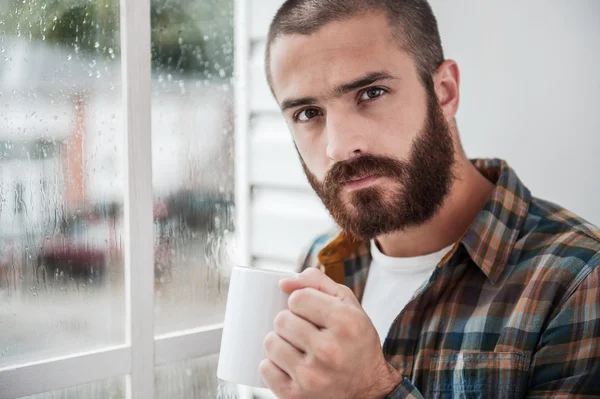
[322, 154, 407, 192]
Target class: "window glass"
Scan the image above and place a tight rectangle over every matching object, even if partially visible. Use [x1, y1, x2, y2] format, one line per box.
[0, 0, 125, 366]
[155, 355, 239, 399]
[19, 376, 125, 399]
[150, 0, 235, 335]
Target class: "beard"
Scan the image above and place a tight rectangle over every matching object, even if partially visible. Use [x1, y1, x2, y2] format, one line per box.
[300, 91, 456, 241]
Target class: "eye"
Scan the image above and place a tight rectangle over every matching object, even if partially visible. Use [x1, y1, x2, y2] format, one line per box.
[294, 108, 322, 122]
[359, 87, 386, 102]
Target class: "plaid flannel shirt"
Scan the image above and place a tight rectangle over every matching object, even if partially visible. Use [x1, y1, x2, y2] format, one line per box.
[299, 159, 600, 398]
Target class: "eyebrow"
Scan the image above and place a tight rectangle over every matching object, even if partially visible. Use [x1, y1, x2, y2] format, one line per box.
[280, 71, 398, 112]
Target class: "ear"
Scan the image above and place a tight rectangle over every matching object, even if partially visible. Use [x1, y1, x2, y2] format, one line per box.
[433, 60, 460, 121]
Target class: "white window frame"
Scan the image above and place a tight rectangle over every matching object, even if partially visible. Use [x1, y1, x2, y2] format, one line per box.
[0, 0, 248, 397]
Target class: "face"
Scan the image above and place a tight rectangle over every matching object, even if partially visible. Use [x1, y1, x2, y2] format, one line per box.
[269, 13, 456, 240]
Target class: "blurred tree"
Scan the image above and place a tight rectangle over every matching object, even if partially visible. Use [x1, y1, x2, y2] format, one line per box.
[151, 0, 208, 75]
[0, 0, 233, 79]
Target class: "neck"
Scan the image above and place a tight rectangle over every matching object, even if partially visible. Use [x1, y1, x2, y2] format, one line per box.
[375, 154, 494, 258]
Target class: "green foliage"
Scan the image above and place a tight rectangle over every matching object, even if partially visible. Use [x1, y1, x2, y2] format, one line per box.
[0, 0, 234, 79]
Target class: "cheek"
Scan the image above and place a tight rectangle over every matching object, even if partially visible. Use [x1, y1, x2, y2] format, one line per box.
[363, 95, 424, 150]
[366, 126, 413, 161]
[293, 132, 329, 180]
[372, 110, 424, 158]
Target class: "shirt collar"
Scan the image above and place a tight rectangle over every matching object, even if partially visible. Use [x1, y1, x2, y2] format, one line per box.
[317, 158, 531, 285]
[461, 158, 531, 284]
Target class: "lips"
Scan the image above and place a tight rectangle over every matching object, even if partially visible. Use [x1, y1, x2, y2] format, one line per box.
[340, 175, 381, 192]
[344, 174, 375, 184]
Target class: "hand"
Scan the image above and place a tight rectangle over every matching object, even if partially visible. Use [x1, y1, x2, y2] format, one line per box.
[260, 268, 402, 399]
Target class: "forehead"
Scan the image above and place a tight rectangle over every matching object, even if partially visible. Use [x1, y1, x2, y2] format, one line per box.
[269, 13, 415, 102]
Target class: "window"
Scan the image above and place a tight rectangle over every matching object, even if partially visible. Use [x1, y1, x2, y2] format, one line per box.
[0, 0, 239, 397]
[150, 0, 235, 335]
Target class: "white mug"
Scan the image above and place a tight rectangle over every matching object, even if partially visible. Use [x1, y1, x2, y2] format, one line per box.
[217, 266, 298, 388]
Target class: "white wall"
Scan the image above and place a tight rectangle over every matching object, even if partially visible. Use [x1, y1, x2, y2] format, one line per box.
[246, 1, 600, 273]
[430, 0, 600, 225]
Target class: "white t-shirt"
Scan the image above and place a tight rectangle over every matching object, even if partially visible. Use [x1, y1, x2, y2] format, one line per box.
[361, 240, 454, 345]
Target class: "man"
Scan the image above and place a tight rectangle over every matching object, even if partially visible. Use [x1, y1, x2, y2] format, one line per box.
[259, 1, 600, 398]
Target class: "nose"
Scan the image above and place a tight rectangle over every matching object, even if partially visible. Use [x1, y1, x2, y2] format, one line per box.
[325, 111, 369, 162]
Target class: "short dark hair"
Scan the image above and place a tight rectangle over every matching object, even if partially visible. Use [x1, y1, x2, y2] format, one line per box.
[265, 0, 444, 92]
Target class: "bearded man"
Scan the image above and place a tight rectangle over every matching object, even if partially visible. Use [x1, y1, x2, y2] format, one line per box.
[259, 1, 600, 398]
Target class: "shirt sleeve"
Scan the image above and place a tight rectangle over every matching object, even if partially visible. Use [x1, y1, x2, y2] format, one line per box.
[526, 255, 600, 397]
[295, 231, 338, 273]
[384, 378, 424, 399]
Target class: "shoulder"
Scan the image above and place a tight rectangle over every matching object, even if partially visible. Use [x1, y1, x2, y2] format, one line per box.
[524, 197, 600, 258]
[515, 197, 600, 292]
[295, 230, 340, 272]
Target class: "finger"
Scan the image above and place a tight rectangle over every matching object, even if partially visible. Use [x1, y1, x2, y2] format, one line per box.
[259, 358, 292, 398]
[287, 287, 340, 328]
[280, 268, 340, 296]
[280, 268, 358, 305]
[264, 331, 304, 378]
[274, 309, 320, 353]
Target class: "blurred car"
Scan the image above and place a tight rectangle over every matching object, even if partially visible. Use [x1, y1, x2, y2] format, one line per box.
[37, 211, 109, 285]
[164, 190, 234, 232]
[34, 192, 233, 285]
